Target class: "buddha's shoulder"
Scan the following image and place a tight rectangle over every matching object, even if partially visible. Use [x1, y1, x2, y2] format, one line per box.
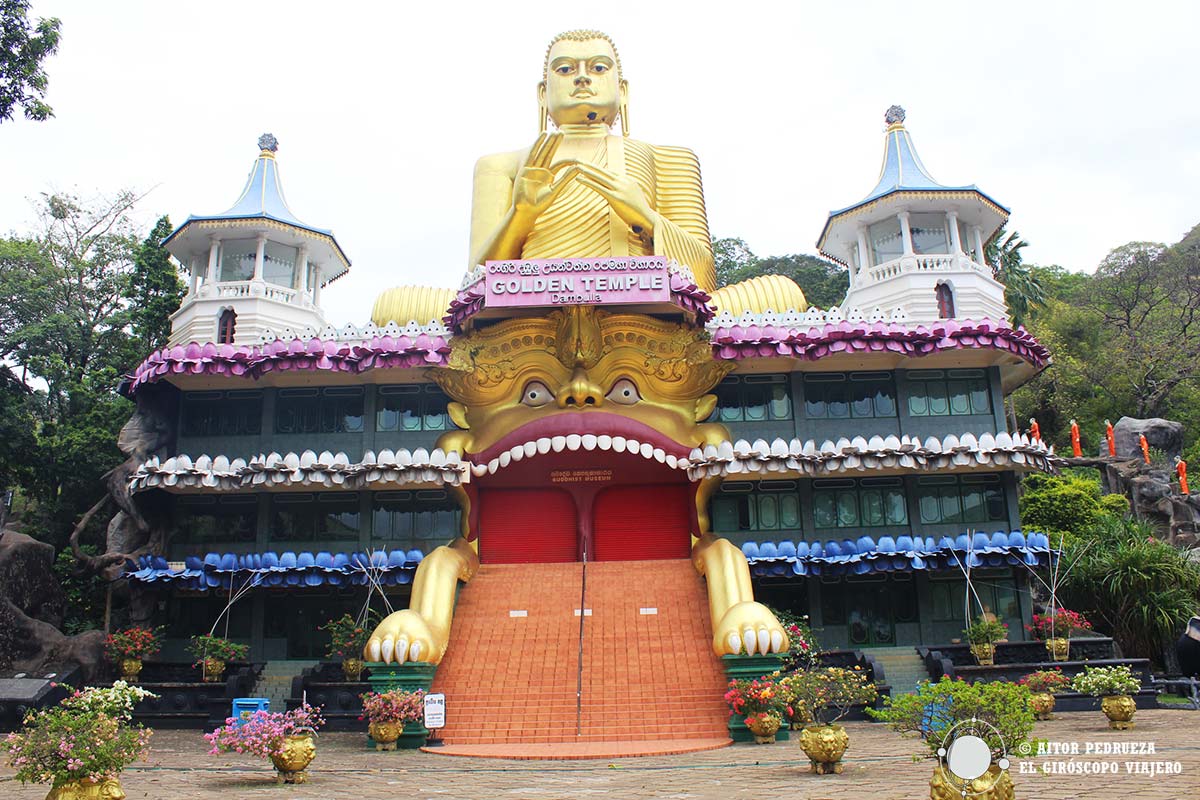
[625, 139, 702, 169]
[474, 147, 526, 177]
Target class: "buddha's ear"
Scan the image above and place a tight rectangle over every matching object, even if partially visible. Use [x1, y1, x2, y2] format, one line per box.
[537, 81, 547, 133]
[448, 402, 470, 430]
[695, 394, 717, 422]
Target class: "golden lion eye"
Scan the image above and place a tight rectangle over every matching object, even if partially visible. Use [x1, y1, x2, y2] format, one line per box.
[606, 378, 641, 405]
[521, 380, 554, 407]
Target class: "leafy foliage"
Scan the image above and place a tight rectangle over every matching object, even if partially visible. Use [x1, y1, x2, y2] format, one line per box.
[319, 613, 372, 660]
[104, 626, 163, 662]
[1018, 472, 1106, 540]
[963, 616, 1007, 645]
[777, 666, 876, 725]
[713, 236, 848, 308]
[984, 225, 1046, 327]
[1071, 665, 1141, 697]
[187, 634, 249, 663]
[205, 704, 324, 760]
[1019, 669, 1070, 694]
[1026, 609, 1092, 640]
[0, 1, 61, 123]
[359, 689, 425, 725]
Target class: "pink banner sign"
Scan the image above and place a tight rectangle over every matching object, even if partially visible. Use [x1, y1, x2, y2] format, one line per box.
[484, 256, 671, 308]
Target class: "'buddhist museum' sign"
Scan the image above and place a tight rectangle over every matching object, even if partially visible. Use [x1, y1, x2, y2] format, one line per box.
[485, 256, 670, 308]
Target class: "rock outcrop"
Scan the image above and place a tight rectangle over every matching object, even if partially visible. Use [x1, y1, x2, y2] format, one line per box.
[1113, 416, 1184, 460]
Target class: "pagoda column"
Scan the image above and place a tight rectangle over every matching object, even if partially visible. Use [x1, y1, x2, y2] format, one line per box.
[206, 238, 221, 284]
[296, 245, 309, 295]
[252, 234, 267, 281]
[946, 211, 962, 254]
[973, 226, 987, 267]
[312, 265, 323, 307]
[189, 257, 201, 295]
[898, 211, 914, 255]
[855, 224, 871, 284]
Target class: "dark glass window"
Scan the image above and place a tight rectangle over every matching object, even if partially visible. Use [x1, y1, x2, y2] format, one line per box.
[711, 481, 801, 534]
[935, 283, 956, 318]
[175, 495, 258, 543]
[180, 390, 262, 437]
[820, 580, 846, 625]
[377, 385, 451, 432]
[269, 493, 360, 542]
[218, 308, 237, 344]
[275, 388, 364, 434]
[812, 478, 907, 529]
[906, 369, 991, 417]
[915, 474, 1007, 525]
[371, 490, 460, 549]
[931, 575, 1020, 622]
[714, 375, 792, 423]
[804, 372, 897, 419]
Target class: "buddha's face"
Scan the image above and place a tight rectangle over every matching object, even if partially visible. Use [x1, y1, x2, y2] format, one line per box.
[541, 38, 624, 128]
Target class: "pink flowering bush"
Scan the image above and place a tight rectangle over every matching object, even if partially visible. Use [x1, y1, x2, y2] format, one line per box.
[359, 689, 425, 725]
[205, 703, 325, 760]
[1027, 609, 1093, 640]
[1, 685, 153, 787]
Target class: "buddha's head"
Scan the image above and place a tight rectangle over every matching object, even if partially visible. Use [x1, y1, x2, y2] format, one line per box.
[540, 30, 628, 133]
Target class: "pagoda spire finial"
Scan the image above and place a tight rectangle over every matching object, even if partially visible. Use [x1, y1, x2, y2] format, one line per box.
[258, 132, 279, 154]
[884, 105, 906, 128]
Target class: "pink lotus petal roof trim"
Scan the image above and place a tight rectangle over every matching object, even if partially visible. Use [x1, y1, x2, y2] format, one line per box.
[708, 317, 1050, 369]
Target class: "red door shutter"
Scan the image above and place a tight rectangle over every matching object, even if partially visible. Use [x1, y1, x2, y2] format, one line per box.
[479, 488, 577, 564]
[592, 484, 692, 562]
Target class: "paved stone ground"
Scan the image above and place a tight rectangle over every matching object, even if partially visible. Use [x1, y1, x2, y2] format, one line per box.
[3, 710, 1198, 799]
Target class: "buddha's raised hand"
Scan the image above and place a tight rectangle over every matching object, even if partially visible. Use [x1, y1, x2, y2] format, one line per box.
[512, 132, 580, 220]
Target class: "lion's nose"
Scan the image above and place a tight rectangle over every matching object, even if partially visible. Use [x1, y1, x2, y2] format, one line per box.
[559, 368, 603, 408]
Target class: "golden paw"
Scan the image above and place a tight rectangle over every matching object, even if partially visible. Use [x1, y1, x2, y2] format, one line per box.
[364, 608, 441, 664]
[713, 601, 789, 656]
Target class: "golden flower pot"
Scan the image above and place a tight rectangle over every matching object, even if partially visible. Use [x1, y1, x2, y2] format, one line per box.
[930, 765, 1014, 800]
[1029, 692, 1055, 720]
[270, 734, 316, 783]
[342, 658, 365, 682]
[369, 721, 402, 751]
[788, 700, 812, 730]
[1102, 695, 1136, 730]
[970, 643, 995, 666]
[1044, 638, 1069, 662]
[201, 658, 225, 683]
[118, 658, 142, 683]
[44, 777, 126, 800]
[798, 724, 850, 774]
[745, 714, 781, 744]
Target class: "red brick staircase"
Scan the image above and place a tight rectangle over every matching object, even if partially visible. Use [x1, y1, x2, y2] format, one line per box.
[427, 559, 731, 758]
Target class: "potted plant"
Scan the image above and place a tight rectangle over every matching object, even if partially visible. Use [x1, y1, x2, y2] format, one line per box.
[964, 616, 1007, 665]
[1, 682, 155, 800]
[1027, 609, 1093, 662]
[1071, 665, 1141, 730]
[205, 703, 325, 783]
[319, 614, 371, 681]
[187, 634, 249, 683]
[104, 626, 163, 682]
[768, 606, 820, 672]
[1018, 669, 1070, 720]
[781, 666, 877, 774]
[359, 689, 425, 751]
[870, 677, 1034, 800]
[724, 677, 786, 743]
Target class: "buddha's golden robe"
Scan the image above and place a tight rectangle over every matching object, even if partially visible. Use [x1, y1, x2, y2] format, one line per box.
[470, 136, 716, 292]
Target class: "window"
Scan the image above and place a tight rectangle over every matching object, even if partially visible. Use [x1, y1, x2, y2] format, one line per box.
[262, 241, 297, 287]
[869, 217, 903, 264]
[935, 283, 955, 318]
[175, 495, 258, 544]
[372, 491, 461, 549]
[906, 369, 991, 417]
[915, 474, 1007, 526]
[275, 387, 364, 434]
[218, 309, 237, 345]
[377, 385, 451, 432]
[180, 390, 262, 437]
[269, 493, 360, 542]
[812, 478, 907, 529]
[713, 375, 792, 423]
[910, 212, 949, 255]
[711, 481, 801, 536]
[958, 221, 979, 261]
[219, 239, 256, 282]
[804, 372, 896, 419]
[931, 575, 1021, 622]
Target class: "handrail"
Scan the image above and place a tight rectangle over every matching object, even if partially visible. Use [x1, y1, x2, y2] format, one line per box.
[576, 544, 587, 737]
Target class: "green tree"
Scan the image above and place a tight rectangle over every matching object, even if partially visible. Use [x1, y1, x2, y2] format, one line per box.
[0, 0, 61, 122]
[984, 225, 1046, 328]
[128, 216, 184, 353]
[712, 236, 849, 308]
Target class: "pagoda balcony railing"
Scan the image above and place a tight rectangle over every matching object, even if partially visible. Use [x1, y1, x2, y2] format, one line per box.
[862, 253, 993, 285]
[212, 280, 303, 304]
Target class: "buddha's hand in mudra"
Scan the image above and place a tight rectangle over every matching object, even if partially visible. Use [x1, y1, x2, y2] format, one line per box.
[512, 132, 580, 220]
[365, 609, 439, 665]
[572, 161, 657, 239]
[713, 601, 789, 657]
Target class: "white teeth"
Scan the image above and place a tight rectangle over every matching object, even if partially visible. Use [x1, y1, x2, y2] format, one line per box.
[626, 439, 640, 454]
[582, 434, 597, 450]
[499, 451, 511, 468]
[597, 435, 613, 450]
[536, 437, 552, 454]
[652, 448, 666, 463]
[523, 441, 537, 458]
[551, 435, 567, 452]
[471, 463, 487, 477]
[487, 458, 499, 474]
[640, 442, 654, 459]
[666, 454, 678, 469]
[509, 445, 524, 462]
[566, 434, 582, 451]
[612, 436, 628, 453]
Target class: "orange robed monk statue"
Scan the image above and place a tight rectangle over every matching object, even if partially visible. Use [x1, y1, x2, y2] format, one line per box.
[1176, 456, 1189, 495]
[1070, 418, 1082, 458]
[1140, 434, 1151, 465]
[1105, 419, 1116, 457]
[1028, 417, 1041, 442]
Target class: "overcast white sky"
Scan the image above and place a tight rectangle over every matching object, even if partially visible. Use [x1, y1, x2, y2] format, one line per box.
[3, 1, 1199, 325]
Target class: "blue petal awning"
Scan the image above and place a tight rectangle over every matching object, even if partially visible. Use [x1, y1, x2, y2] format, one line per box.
[125, 548, 427, 591]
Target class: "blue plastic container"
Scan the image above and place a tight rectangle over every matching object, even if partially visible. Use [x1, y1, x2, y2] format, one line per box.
[232, 697, 270, 726]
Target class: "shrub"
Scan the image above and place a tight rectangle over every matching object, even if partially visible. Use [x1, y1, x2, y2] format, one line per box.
[61, 681, 157, 721]
[1098, 493, 1130, 517]
[868, 677, 1034, 760]
[1019, 670, 1071, 694]
[1071, 665, 1141, 697]
[105, 626, 163, 662]
[724, 677, 785, 721]
[777, 666, 877, 725]
[767, 606, 819, 671]
[964, 616, 1007, 645]
[360, 689, 425, 726]
[205, 703, 325, 760]
[1019, 482, 1102, 537]
[187, 634, 249, 664]
[1027, 609, 1093, 640]
[319, 614, 371, 661]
